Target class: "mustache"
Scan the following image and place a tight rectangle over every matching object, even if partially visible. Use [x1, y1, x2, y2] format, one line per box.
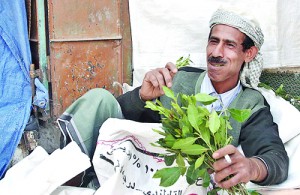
[207, 57, 227, 65]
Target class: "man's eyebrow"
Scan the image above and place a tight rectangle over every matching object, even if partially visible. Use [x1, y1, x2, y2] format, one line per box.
[224, 39, 238, 46]
[208, 36, 219, 40]
[208, 36, 240, 46]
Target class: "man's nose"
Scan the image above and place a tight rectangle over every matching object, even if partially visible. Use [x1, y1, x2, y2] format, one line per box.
[212, 43, 224, 58]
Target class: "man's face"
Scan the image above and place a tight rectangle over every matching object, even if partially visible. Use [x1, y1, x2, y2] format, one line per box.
[206, 24, 248, 91]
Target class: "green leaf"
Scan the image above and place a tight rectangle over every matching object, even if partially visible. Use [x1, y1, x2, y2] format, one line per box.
[209, 110, 220, 134]
[172, 137, 197, 150]
[275, 84, 285, 96]
[208, 188, 221, 195]
[153, 167, 181, 187]
[201, 169, 211, 187]
[180, 144, 208, 155]
[181, 125, 190, 137]
[165, 134, 176, 148]
[186, 164, 199, 185]
[248, 189, 262, 195]
[195, 155, 205, 169]
[145, 101, 159, 111]
[226, 120, 233, 130]
[197, 105, 210, 116]
[179, 115, 193, 137]
[214, 117, 226, 145]
[162, 86, 176, 101]
[199, 126, 210, 145]
[195, 93, 218, 105]
[164, 155, 176, 166]
[171, 101, 184, 116]
[176, 153, 185, 167]
[187, 104, 200, 132]
[180, 166, 187, 176]
[152, 128, 166, 136]
[229, 108, 251, 123]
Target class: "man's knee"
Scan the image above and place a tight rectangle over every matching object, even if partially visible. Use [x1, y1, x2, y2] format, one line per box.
[83, 88, 117, 105]
[85, 88, 112, 99]
[83, 88, 122, 117]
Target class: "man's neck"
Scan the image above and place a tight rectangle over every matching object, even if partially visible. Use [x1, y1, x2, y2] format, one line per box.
[212, 80, 239, 94]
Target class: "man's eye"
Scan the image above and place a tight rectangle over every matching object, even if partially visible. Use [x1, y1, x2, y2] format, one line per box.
[209, 40, 218, 44]
[227, 43, 235, 48]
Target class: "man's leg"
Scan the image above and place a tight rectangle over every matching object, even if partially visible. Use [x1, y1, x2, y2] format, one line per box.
[57, 88, 123, 158]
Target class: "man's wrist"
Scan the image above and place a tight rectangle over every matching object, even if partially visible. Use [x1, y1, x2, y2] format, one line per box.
[250, 157, 268, 182]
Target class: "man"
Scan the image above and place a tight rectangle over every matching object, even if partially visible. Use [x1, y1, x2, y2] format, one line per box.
[117, 8, 288, 188]
[58, 8, 288, 189]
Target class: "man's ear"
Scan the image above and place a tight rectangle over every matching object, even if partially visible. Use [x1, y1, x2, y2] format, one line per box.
[245, 46, 259, 63]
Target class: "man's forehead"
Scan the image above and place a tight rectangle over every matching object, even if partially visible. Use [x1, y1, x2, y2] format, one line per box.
[210, 24, 246, 42]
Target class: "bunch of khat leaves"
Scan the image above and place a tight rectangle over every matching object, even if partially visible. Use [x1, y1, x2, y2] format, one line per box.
[145, 86, 258, 195]
[175, 54, 193, 68]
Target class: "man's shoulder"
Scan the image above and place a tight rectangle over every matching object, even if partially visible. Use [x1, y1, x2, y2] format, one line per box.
[236, 87, 266, 111]
[242, 87, 264, 99]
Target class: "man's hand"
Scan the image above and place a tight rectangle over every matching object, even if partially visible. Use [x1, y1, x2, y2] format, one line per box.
[139, 62, 177, 101]
[212, 145, 267, 189]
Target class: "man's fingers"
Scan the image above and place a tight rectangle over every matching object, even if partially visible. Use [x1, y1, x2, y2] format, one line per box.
[140, 63, 178, 101]
[159, 68, 173, 88]
[216, 172, 241, 189]
[213, 155, 233, 172]
[213, 145, 236, 160]
[165, 62, 178, 74]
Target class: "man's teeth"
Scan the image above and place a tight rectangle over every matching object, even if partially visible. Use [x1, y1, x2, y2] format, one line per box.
[214, 64, 224, 67]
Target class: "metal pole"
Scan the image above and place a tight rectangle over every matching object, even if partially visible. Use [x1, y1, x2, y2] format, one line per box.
[36, 0, 49, 111]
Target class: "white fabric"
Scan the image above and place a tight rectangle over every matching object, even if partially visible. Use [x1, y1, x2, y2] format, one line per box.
[51, 186, 95, 195]
[93, 118, 207, 195]
[129, 0, 300, 87]
[0, 142, 91, 195]
[258, 88, 300, 143]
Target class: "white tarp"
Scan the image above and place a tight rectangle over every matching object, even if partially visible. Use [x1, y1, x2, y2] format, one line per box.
[0, 142, 91, 195]
[129, 0, 300, 87]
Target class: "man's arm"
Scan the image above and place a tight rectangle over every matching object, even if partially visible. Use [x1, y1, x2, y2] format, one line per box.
[117, 62, 178, 122]
[240, 105, 289, 185]
[116, 86, 160, 122]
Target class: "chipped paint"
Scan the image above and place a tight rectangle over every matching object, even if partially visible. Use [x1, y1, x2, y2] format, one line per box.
[48, 0, 132, 118]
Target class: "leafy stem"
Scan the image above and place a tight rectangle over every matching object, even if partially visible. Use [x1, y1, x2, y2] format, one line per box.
[145, 85, 254, 194]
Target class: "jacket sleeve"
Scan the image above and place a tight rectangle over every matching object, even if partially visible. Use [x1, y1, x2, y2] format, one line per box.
[239, 101, 289, 185]
[116, 87, 161, 122]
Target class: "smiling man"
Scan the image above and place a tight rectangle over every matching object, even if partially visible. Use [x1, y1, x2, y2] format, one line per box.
[118, 8, 289, 189]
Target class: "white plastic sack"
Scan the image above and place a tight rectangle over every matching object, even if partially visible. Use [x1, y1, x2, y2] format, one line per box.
[0, 142, 91, 195]
[50, 186, 95, 195]
[93, 118, 207, 195]
[258, 87, 300, 144]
